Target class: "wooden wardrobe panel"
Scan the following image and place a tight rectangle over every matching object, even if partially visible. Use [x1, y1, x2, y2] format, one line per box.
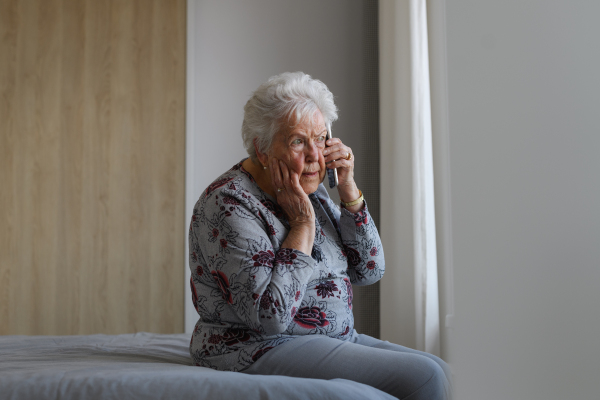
[0, 0, 186, 335]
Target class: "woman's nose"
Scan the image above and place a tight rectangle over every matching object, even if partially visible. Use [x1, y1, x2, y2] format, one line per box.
[305, 140, 320, 161]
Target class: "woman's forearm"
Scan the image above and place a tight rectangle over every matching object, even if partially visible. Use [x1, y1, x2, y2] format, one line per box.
[281, 223, 315, 255]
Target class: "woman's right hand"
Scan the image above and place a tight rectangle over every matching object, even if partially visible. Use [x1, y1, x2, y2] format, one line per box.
[270, 158, 315, 254]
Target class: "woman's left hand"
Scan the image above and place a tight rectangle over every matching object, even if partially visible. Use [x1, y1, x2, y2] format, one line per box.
[323, 138, 360, 204]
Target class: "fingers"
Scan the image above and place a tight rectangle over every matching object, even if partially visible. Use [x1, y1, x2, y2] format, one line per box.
[278, 161, 304, 197]
[289, 169, 306, 197]
[271, 159, 303, 198]
[270, 158, 283, 192]
[323, 139, 352, 162]
[279, 160, 293, 191]
[271, 159, 314, 225]
[325, 137, 343, 147]
[323, 139, 355, 189]
[323, 143, 353, 169]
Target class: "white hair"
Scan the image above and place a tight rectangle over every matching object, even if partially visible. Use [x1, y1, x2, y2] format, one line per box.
[242, 72, 338, 163]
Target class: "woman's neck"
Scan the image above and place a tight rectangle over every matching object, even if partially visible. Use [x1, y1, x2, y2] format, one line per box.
[242, 158, 277, 199]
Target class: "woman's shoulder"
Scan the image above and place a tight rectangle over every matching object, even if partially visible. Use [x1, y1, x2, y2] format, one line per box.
[191, 159, 286, 232]
[197, 159, 264, 207]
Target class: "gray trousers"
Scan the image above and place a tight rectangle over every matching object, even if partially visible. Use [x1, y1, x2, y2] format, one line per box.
[243, 330, 452, 400]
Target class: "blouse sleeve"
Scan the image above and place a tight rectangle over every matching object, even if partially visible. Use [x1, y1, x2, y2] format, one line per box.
[190, 189, 317, 336]
[319, 187, 385, 286]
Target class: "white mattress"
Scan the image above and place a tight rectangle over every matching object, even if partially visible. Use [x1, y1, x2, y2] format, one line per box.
[0, 332, 394, 399]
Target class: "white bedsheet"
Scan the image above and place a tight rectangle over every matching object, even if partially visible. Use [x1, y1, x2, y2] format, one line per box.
[0, 332, 394, 400]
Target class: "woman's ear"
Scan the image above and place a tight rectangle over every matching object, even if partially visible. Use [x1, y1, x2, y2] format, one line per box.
[254, 138, 269, 168]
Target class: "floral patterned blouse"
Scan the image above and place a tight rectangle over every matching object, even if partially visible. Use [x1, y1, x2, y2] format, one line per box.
[189, 159, 385, 371]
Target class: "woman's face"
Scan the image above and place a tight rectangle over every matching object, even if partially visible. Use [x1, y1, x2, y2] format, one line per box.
[268, 110, 328, 195]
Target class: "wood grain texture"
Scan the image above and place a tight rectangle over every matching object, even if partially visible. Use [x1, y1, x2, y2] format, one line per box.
[0, 0, 186, 335]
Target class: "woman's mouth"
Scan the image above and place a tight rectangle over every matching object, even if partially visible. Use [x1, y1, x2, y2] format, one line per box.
[302, 171, 319, 177]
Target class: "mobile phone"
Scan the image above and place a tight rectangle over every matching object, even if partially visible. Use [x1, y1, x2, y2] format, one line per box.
[326, 122, 338, 188]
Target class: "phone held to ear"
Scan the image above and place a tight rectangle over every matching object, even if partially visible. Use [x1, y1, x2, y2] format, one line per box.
[326, 122, 338, 188]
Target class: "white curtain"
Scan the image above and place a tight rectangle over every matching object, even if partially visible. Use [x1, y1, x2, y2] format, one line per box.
[379, 0, 452, 358]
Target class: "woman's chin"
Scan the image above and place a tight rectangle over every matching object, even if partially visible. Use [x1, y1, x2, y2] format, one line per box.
[300, 179, 319, 194]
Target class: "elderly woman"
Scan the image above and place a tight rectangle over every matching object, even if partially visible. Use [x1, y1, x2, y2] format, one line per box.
[189, 72, 451, 399]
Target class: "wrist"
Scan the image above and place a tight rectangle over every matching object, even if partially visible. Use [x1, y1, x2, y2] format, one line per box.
[289, 220, 315, 233]
[340, 188, 365, 212]
[342, 200, 365, 214]
[338, 183, 359, 204]
[283, 222, 315, 255]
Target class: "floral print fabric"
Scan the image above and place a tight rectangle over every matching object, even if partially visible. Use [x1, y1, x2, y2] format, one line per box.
[189, 160, 385, 371]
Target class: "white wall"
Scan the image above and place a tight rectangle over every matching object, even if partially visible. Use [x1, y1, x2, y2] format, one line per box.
[185, 0, 366, 333]
[444, 1, 600, 398]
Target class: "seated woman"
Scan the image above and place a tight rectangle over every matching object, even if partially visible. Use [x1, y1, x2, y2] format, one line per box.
[189, 72, 452, 399]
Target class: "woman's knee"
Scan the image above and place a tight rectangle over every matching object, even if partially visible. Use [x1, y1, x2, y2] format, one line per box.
[427, 354, 453, 387]
[401, 358, 449, 400]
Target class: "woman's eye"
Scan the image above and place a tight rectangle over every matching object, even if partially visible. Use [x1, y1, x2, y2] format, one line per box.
[317, 135, 326, 142]
[291, 139, 303, 145]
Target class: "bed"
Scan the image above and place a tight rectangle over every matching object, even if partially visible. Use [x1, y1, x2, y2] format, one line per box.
[0, 332, 395, 399]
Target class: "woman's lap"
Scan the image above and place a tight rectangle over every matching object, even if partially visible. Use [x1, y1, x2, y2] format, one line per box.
[243, 330, 452, 400]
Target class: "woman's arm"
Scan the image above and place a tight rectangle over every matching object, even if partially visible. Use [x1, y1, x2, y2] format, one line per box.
[190, 189, 316, 336]
[190, 160, 319, 336]
[316, 186, 385, 286]
[338, 201, 385, 286]
[270, 158, 315, 255]
[322, 138, 384, 285]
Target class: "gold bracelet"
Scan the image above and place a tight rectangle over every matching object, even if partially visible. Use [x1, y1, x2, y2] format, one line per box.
[341, 190, 364, 208]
